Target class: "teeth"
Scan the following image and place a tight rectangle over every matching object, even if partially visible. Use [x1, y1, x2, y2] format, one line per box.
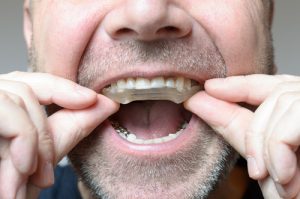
[123, 131, 183, 144]
[104, 76, 197, 92]
[102, 76, 202, 104]
[126, 78, 135, 89]
[135, 78, 151, 89]
[165, 78, 175, 88]
[117, 79, 127, 90]
[111, 121, 188, 144]
[181, 121, 188, 129]
[185, 79, 191, 90]
[127, 134, 137, 141]
[176, 77, 185, 92]
[150, 77, 165, 88]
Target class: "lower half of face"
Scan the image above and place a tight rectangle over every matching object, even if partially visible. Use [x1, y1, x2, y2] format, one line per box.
[40, 34, 272, 199]
[65, 36, 239, 199]
[69, 113, 237, 199]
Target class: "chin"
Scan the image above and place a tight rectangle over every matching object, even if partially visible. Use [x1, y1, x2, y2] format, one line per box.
[68, 98, 238, 199]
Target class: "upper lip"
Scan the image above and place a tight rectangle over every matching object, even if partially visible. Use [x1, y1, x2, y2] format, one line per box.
[91, 65, 214, 93]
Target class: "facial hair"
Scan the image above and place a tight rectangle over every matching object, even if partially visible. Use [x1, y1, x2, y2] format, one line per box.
[70, 37, 236, 199]
[29, 33, 274, 199]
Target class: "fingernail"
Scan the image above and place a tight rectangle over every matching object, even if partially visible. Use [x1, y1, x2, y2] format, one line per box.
[247, 156, 260, 178]
[44, 162, 55, 185]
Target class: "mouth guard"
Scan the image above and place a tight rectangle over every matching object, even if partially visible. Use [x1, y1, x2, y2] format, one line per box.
[102, 86, 202, 104]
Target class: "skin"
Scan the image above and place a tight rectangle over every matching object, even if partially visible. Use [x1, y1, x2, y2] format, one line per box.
[1, 0, 300, 198]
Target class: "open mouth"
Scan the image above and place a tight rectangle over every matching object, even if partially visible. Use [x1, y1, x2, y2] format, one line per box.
[101, 76, 203, 153]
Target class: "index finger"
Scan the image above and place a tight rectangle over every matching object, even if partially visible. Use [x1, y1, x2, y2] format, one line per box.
[0, 71, 97, 109]
[184, 91, 252, 157]
[205, 74, 300, 105]
[48, 95, 120, 163]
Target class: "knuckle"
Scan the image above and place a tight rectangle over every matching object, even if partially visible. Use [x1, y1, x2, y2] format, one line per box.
[11, 95, 26, 108]
[17, 82, 32, 94]
[0, 91, 11, 102]
[5, 70, 23, 78]
[11, 81, 36, 99]
[1, 71, 25, 81]
[39, 129, 53, 145]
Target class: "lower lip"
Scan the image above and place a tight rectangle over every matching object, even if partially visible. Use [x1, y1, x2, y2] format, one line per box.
[100, 114, 200, 156]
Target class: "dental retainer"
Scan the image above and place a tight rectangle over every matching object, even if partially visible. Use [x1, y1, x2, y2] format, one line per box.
[102, 77, 202, 104]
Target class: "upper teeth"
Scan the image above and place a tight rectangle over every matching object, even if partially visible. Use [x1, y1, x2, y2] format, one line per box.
[102, 76, 201, 104]
[107, 76, 196, 92]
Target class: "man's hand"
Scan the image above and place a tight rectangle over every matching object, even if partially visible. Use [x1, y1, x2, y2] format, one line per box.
[0, 71, 119, 199]
[184, 74, 300, 199]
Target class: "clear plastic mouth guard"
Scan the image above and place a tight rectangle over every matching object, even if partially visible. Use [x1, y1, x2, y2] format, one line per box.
[102, 85, 202, 104]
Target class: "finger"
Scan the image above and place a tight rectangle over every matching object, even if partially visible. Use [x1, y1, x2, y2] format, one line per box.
[0, 158, 25, 199]
[0, 84, 55, 187]
[258, 177, 282, 199]
[16, 182, 26, 199]
[267, 99, 300, 184]
[0, 72, 97, 109]
[48, 95, 120, 163]
[205, 74, 300, 105]
[244, 97, 276, 180]
[0, 81, 56, 187]
[275, 169, 300, 199]
[254, 87, 300, 183]
[240, 83, 300, 180]
[184, 91, 253, 157]
[184, 92, 269, 178]
[0, 93, 38, 175]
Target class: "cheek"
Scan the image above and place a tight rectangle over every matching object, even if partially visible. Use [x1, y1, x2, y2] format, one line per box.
[187, 0, 261, 75]
[33, 0, 112, 81]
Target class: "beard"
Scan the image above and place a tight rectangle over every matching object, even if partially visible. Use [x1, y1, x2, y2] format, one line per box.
[69, 37, 236, 199]
[30, 28, 274, 198]
[69, 120, 237, 199]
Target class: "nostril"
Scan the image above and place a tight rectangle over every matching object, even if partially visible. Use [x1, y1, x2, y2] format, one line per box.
[115, 28, 138, 38]
[157, 26, 181, 35]
[165, 26, 180, 32]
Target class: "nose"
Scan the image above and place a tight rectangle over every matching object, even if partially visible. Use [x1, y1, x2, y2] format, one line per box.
[103, 0, 192, 41]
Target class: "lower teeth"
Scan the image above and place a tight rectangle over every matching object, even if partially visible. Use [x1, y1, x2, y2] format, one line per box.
[111, 121, 188, 144]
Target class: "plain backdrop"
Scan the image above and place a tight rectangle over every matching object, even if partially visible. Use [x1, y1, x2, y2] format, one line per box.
[0, 1, 299, 74]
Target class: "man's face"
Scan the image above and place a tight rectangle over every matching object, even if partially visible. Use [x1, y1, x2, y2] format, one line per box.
[25, 0, 274, 198]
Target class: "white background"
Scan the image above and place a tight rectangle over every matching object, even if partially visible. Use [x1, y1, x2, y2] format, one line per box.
[0, 1, 299, 74]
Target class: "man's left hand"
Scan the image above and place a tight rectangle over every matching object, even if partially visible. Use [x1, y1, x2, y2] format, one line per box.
[184, 74, 300, 199]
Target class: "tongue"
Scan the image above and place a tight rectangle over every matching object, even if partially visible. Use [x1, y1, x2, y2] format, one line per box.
[113, 101, 189, 139]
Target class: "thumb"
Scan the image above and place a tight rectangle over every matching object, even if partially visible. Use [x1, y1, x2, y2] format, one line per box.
[48, 95, 120, 164]
[184, 91, 253, 158]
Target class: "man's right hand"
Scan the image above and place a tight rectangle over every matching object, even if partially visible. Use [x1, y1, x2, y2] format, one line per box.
[0, 71, 119, 199]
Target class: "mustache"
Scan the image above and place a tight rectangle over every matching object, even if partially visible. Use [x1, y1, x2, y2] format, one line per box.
[77, 38, 227, 89]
